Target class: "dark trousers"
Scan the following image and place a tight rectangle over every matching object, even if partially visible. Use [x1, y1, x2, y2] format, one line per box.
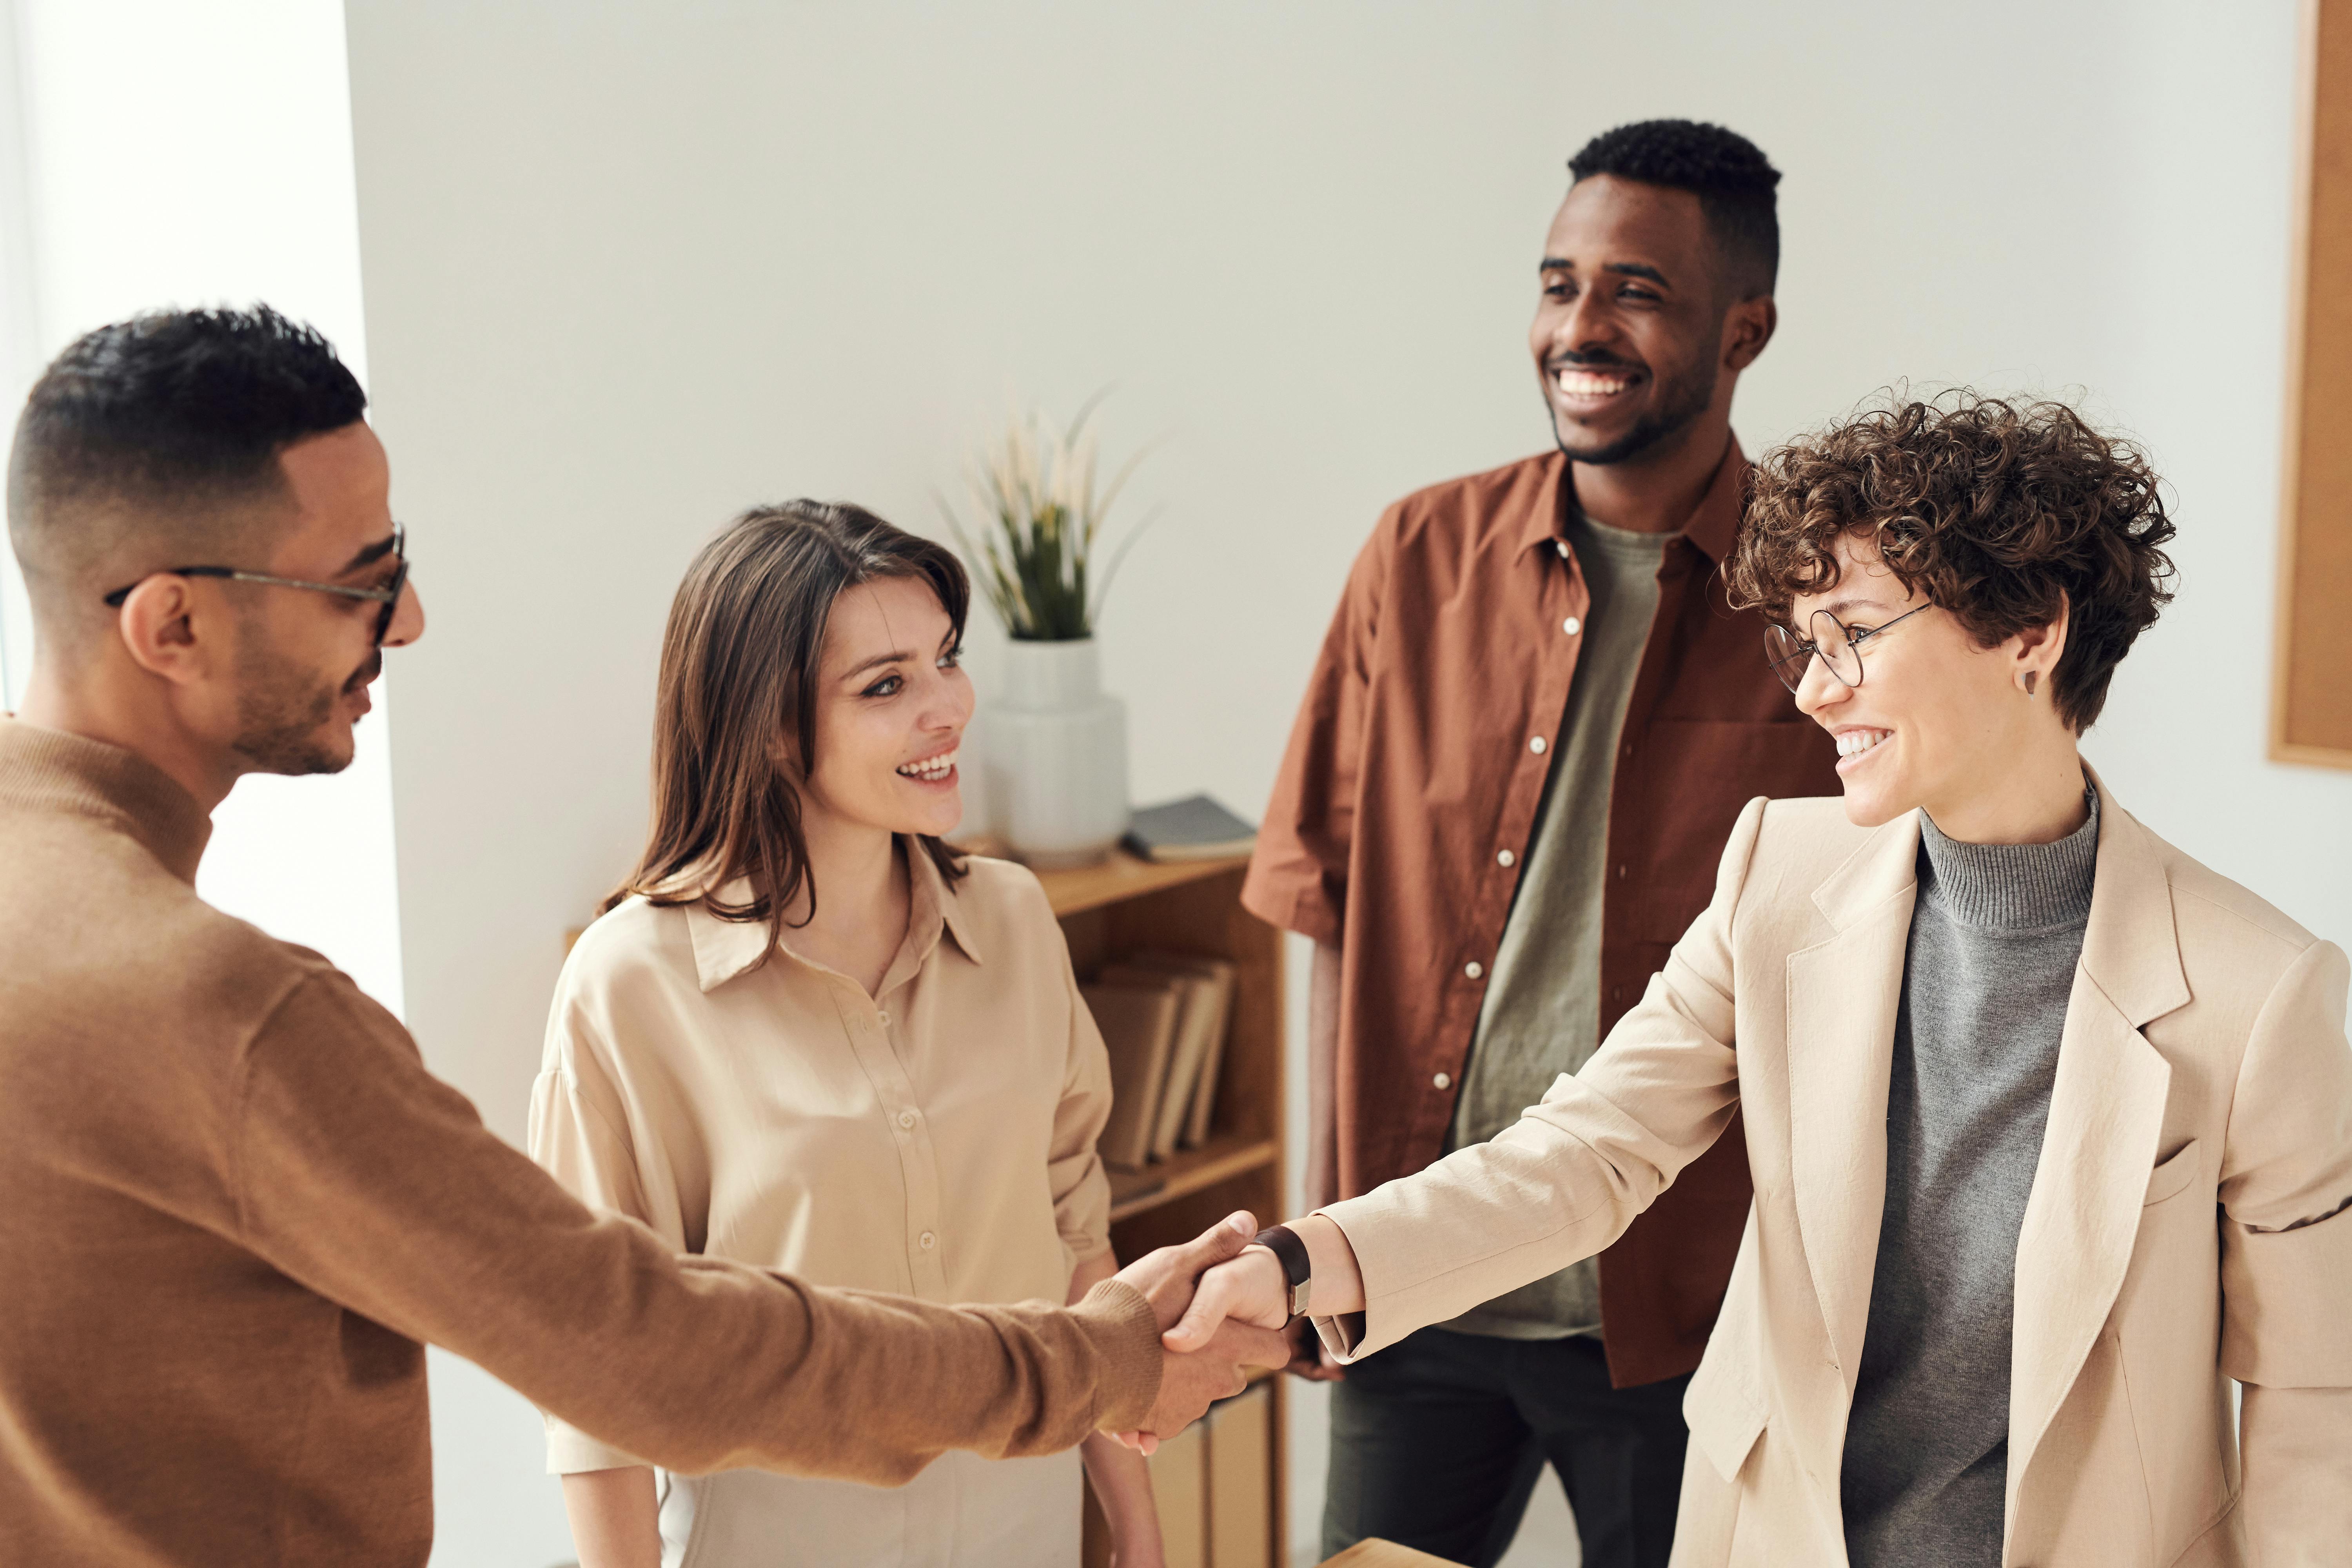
[1322, 1327, 1691, 1568]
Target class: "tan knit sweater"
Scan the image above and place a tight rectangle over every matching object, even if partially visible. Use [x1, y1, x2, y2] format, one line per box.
[0, 719, 1159, 1566]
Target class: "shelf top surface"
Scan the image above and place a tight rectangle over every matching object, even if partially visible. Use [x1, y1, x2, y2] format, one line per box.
[963, 847, 1252, 917]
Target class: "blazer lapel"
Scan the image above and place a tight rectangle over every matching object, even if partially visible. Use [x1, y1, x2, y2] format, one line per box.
[2005, 781, 2189, 1515]
[1786, 813, 1921, 1384]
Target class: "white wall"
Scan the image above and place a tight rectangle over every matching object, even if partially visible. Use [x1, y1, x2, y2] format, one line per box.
[3, 0, 403, 1010]
[340, 4, 2334, 1566]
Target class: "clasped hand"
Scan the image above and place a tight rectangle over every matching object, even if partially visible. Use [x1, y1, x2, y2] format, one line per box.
[1103, 1212, 1304, 1454]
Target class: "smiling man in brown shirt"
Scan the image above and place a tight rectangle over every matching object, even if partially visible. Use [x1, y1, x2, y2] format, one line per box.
[0, 307, 1283, 1567]
[1245, 121, 1838, 1567]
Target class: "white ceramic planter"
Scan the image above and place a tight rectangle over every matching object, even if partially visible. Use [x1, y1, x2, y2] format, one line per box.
[984, 637, 1130, 868]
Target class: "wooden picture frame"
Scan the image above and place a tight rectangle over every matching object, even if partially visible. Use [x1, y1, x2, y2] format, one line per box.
[2275, 0, 2352, 768]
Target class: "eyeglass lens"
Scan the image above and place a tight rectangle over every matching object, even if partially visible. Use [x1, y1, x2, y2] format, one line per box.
[1765, 610, 1866, 695]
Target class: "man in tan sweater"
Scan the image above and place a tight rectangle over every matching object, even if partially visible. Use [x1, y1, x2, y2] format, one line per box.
[0, 306, 1282, 1566]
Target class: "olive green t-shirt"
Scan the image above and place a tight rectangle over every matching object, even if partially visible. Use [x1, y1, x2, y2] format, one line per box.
[1439, 507, 1673, 1340]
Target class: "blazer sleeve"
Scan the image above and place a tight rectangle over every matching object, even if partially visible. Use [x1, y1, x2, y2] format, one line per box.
[2216, 936, 2352, 1557]
[1310, 795, 1762, 1360]
[1239, 505, 1397, 945]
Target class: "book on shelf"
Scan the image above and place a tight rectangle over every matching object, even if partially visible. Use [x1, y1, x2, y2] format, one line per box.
[1109, 951, 1236, 1151]
[1122, 794, 1258, 862]
[1081, 978, 1182, 1171]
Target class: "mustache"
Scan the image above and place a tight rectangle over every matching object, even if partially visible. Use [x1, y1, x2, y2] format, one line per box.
[342, 652, 382, 695]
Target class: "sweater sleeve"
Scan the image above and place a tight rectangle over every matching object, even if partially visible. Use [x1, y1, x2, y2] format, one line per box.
[229, 970, 1161, 1483]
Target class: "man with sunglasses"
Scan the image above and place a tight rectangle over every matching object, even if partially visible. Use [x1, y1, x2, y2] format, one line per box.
[0, 307, 1283, 1567]
[1245, 121, 1838, 1567]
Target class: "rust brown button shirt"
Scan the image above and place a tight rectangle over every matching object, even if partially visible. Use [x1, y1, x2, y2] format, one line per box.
[1243, 441, 1840, 1387]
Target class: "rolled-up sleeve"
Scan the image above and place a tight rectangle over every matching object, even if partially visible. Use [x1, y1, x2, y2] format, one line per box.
[1241, 505, 1396, 946]
[527, 1042, 665, 1474]
[1049, 960, 1116, 1269]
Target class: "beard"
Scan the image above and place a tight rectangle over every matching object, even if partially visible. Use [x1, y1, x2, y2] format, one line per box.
[230, 637, 376, 777]
[1552, 351, 1720, 467]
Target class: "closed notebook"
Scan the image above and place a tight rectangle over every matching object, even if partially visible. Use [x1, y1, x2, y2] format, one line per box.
[1122, 794, 1258, 862]
[1113, 952, 1237, 1150]
[1080, 979, 1182, 1171]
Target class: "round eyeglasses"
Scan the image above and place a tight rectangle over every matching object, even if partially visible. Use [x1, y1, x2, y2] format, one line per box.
[1763, 603, 1931, 695]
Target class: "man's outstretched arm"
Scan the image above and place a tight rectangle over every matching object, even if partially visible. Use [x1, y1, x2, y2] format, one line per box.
[230, 971, 1281, 1485]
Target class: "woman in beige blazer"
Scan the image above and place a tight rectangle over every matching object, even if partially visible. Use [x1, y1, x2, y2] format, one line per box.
[1168, 395, 2352, 1566]
[535, 503, 1163, 1568]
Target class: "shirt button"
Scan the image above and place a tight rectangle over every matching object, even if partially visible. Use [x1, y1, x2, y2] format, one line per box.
[918, 1231, 937, 1251]
[897, 1110, 918, 1130]
[1617, 864, 1629, 878]
[1465, 961, 1484, 980]
[1555, 540, 1569, 559]
[1433, 1072, 1452, 1090]
[877, 1010, 891, 1027]
[1563, 617, 1581, 635]
[1497, 849, 1515, 867]
[1529, 736, 1548, 755]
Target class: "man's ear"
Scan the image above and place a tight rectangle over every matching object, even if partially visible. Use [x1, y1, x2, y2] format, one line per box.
[114, 576, 219, 686]
[1722, 294, 1777, 374]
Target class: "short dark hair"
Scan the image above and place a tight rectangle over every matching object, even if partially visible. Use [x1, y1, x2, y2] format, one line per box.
[1730, 391, 2178, 732]
[1568, 119, 1781, 298]
[8, 305, 367, 621]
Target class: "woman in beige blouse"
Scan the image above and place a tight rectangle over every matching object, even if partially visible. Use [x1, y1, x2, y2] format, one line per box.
[531, 501, 1162, 1567]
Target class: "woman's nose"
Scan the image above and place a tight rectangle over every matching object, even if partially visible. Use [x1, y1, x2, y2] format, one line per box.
[1793, 652, 1844, 717]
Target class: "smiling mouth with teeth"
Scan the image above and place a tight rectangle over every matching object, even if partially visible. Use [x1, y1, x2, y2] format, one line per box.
[1835, 729, 1891, 760]
[896, 747, 958, 781]
[1553, 365, 1639, 399]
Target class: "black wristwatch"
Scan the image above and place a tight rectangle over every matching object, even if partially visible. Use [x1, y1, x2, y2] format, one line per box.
[1250, 1224, 1312, 1318]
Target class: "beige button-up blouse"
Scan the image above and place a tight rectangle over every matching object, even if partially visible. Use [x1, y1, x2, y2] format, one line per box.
[530, 847, 1116, 1478]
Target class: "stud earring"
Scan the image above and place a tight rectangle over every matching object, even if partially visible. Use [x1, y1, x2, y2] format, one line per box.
[2022, 671, 2039, 697]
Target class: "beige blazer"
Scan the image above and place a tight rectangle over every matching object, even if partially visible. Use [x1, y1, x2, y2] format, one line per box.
[1316, 783, 2352, 1566]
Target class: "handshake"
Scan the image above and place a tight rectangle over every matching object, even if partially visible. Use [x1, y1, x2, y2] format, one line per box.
[1103, 1209, 1364, 1453]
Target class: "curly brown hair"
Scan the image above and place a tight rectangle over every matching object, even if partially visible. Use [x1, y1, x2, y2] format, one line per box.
[1728, 391, 2177, 731]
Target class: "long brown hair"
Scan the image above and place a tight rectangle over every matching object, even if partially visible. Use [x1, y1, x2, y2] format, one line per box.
[604, 500, 969, 952]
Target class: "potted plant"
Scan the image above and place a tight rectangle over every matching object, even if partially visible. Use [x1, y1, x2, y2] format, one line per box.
[943, 399, 1152, 867]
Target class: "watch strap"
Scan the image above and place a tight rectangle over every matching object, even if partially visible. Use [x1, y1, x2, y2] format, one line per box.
[1251, 1224, 1312, 1316]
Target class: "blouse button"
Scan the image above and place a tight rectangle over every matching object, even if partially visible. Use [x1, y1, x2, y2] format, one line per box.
[918, 1231, 938, 1251]
[1563, 617, 1581, 635]
[1433, 1071, 1452, 1090]
[1465, 961, 1484, 980]
[1529, 736, 1547, 754]
[897, 1110, 918, 1131]
[1497, 849, 1515, 868]
[1555, 540, 1569, 559]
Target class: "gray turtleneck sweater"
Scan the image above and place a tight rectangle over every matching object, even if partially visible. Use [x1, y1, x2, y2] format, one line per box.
[1840, 792, 2101, 1567]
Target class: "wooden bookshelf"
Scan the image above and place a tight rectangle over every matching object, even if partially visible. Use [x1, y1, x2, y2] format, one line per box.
[1033, 849, 1287, 1568]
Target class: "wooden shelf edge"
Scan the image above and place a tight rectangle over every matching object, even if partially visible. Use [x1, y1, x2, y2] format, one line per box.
[950, 844, 1253, 918]
[1107, 1134, 1279, 1222]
